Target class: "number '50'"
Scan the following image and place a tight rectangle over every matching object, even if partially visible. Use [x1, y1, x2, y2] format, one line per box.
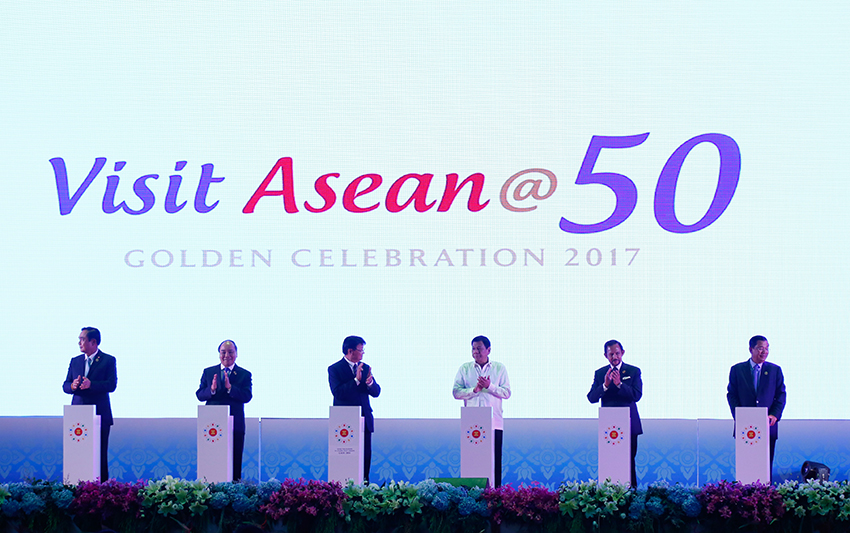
[559, 133, 741, 234]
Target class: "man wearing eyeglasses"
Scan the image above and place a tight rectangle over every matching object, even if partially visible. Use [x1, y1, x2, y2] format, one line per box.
[329, 335, 381, 484]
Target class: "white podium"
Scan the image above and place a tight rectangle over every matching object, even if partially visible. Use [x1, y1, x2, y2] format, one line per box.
[328, 406, 364, 484]
[460, 406, 494, 486]
[598, 407, 631, 485]
[197, 405, 233, 482]
[63, 405, 101, 484]
[735, 407, 770, 484]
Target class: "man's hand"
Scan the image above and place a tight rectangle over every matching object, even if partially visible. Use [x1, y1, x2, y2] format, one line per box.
[224, 370, 232, 392]
[71, 375, 81, 391]
[80, 376, 92, 390]
[768, 415, 778, 426]
[604, 367, 614, 388]
[355, 363, 363, 382]
[365, 369, 374, 387]
[610, 368, 621, 387]
[477, 375, 490, 390]
[211, 373, 218, 393]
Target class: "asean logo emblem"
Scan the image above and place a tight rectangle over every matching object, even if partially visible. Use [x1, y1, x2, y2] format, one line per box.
[603, 426, 625, 446]
[204, 423, 223, 443]
[466, 424, 486, 445]
[68, 423, 87, 442]
[741, 425, 761, 446]
[335, 424, 354, 444]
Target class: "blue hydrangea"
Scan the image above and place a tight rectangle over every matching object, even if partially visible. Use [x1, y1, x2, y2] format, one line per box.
[415, 479, 438, 503]
[7, 483, 29, 500]
[52, 488, 74, 509]
[668, 486, 688, 506]
[232, 494, 257, 514]
[2, 499, 21, 517]
[209, 492, 230, 509]
[458, 496, 477, 516]
[646, 496, 665, 517]
[682, 496, 701, 518]
[257, 480, 281, 501]
[628, 492, 646, 520]
[20, 492, 45, 514]
[432, 491, 451, 512]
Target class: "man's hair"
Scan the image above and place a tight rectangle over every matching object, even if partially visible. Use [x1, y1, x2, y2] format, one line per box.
[219, 339, 238, 352]
[81, 327, 101, 345]
[342, 335, 366, 355]
[471, 335, 490, 349]
[604, 339, 623, 353]
[749, 335, 768, 350]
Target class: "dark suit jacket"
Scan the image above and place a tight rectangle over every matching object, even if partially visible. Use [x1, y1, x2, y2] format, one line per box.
[328, 358, 381, 433]
[196, 364, 253, 433]
[587, 363, 643, 435]
[727, 360, 786, 439]
[63, 350, 118, 426]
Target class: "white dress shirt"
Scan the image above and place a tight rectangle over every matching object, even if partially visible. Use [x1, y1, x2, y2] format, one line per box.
[452, 359, 511, 430]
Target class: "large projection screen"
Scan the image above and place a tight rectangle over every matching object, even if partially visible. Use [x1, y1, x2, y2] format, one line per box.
[1, 2, 847, 422]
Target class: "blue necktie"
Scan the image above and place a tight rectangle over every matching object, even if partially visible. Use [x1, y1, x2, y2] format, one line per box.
[753, 364, 760, 391]
[85, 357, 93, 377]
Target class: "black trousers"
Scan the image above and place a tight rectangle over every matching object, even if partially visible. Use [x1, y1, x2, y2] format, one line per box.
[631, 434, 639, 489]
[364, 431, 372, 484]
[233, 431, 245, 481]
[769, 436, 776, 484]
[495, 429, 504, 487]
[100, 425, 111, 480]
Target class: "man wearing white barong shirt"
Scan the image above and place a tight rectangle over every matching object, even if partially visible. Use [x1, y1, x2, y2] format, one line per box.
[452, 335, 511, 487]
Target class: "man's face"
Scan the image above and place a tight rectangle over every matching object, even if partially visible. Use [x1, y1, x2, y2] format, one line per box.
[750, 340, 769, 365]
[472, 341, 490, 366]
[346, 344, 365, 364]
[219, 342, 237, 367]
[605, 344, 624, 367]
[78, 331, 98, 356]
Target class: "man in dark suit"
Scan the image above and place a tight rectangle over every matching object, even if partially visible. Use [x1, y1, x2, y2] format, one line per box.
[587, 339, 643, 488]
[63, 326, 118, 480]
[328, 335, 381, 484]
[196, 339, 253, 480]
[727, 335, 786, 481]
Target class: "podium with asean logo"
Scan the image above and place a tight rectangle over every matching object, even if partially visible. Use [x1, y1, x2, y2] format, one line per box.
[63, 405, 101, 484]
[460, 406, 495, 486]
[197, 405, 233, 482]
[735, 407, 770, 483]
[328, 406, 364, 484]
[597, 406, 631, 485]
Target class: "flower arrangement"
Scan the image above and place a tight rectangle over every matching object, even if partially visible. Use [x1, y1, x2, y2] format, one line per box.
[698, 480, 785, 529]
[777, 479, 850, 530]
[484, 482, 559, 529]
[0, 480, 74, 533]
[140, 475, 212, 531]
[414, 479, 488, 533]
[71, 479, 143, 533]
[628, 481, 701, 531]
[1, 477, 850, 532]
[259, 478, 345, 533]
[558, 479, 631, 532]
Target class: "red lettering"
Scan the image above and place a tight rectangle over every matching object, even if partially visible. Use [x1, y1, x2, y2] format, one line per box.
[305, 173, 339, 213]
[438, 173, 489, 212]
[386, 173, 437, 212]
[342, 174, 382, 213]
[242, 157, 299, 213]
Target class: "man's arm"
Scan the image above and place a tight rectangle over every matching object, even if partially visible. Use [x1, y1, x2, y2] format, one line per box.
[768, 365, 786, 421]
[62, 358, 78, 395]
[587, 368, 605, 404]
[228, 368, 253, 403]
[197, 368, 214, 402]
[615, 367, 642, 403]
[452, 365, 476, 400]
[85, 355, 118, 394]
[485, 364, 511, 399]
[329, 362, 362, 400]
[726, 365, 740, 417]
